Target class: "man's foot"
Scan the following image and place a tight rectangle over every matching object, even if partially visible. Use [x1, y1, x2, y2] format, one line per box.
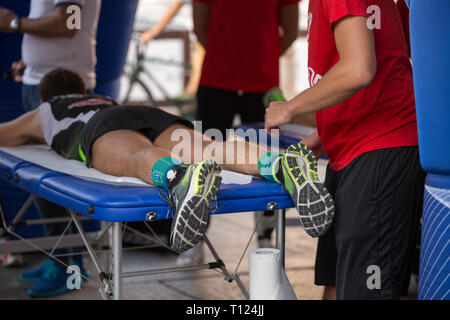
[169, 159, 222, 252]
[27, 259, 85, 297]
[281, 143, 335, 237]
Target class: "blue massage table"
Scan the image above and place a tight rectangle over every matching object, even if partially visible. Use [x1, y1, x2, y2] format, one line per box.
[0, 146, 294, 300]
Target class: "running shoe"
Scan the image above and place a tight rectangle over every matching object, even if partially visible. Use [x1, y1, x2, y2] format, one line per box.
[21, 257, 88, 282]
[169, 159, 222, 253]
[21, 259, 54, 282]
[0, 237, 23, 267]
[0, 252, 23, 267]
[27, 259, 85, 297]
[281, 143, 335, 237]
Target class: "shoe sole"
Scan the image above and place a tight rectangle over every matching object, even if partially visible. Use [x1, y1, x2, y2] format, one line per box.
[170, 160, 222, 252]
[282, 143, 335, 237]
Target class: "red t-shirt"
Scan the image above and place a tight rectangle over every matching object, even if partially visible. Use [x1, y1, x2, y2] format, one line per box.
[195, 0, 299, 93]
[396, 0, 411, 56]
[308, 0, 418, 171]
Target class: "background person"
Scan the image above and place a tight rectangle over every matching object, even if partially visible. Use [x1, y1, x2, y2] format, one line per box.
[265, 0, 424, 300]
[0, 0, 101, 297]
[193, 0, 300, 251]
[141, 0, 204, 102]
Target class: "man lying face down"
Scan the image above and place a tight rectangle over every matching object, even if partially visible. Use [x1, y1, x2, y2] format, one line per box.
[0, 68, 335, 252]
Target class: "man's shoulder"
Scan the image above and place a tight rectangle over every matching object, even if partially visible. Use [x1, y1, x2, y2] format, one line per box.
[45, 94, 118, 118]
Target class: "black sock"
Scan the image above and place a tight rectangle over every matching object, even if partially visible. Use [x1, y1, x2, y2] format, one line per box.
[167, 165, 187, 190]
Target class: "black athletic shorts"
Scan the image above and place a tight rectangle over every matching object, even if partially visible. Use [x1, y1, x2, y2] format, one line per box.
[81, 106, 193, 167]
[314, 146, 425, 300]
[196, 85, 266, 137]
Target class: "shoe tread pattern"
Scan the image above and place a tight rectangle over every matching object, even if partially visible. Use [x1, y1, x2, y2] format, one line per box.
[283, 143, 335, 237]
[170, 160, 222, 252]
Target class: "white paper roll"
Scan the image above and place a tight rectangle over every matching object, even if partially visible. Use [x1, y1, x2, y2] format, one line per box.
[249, 248, 297, 300]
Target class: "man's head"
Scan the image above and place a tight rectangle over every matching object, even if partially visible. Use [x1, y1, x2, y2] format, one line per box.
[39, 68, 86, 102]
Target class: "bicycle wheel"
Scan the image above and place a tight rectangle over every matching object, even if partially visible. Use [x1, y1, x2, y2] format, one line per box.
[121, 74, 156, 107]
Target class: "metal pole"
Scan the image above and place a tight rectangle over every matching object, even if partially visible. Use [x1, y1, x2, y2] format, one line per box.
[111, 222, 122, 300]
[123, 263, 213, 278]
[0, 194, 35, 236]
[94, 222, 112, 243]
[204, 236, 250, 299]
[276, 209, 286, 268]
[22, 215, 90, 226]
[68, 210, 111, 299]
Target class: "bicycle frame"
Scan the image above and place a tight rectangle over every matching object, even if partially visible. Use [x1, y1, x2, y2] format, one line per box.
[122, 33, 194, 118]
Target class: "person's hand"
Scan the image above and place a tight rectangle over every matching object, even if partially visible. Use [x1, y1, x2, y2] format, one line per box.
[141, 29, 157, 44]
[11, 59, 25, 83]
[264, 101, 293, 134]
[301, 130, 324, 159]
[0, 7, 17, 32]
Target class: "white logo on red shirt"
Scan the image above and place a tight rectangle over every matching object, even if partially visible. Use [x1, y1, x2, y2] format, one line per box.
[308, 67, 322, 87]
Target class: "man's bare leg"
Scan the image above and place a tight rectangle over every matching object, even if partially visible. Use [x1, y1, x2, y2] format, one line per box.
[154, 123, 272, 176]
[90, 129, 172, 185]
[323, 286, 336, 300]
[91, 128, 222, 252]
[155, 122, 335, 239]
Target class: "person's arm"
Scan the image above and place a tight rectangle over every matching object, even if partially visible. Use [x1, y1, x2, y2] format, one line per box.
[265, 15, 377, 130]
[10, 59, 26, 83]
[193, 1, 211, 48]
[0, 109, 45, 146]
[279, 3, 299, 55]
[141, 1, 185, 44]
[0, 4, 80, 38]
